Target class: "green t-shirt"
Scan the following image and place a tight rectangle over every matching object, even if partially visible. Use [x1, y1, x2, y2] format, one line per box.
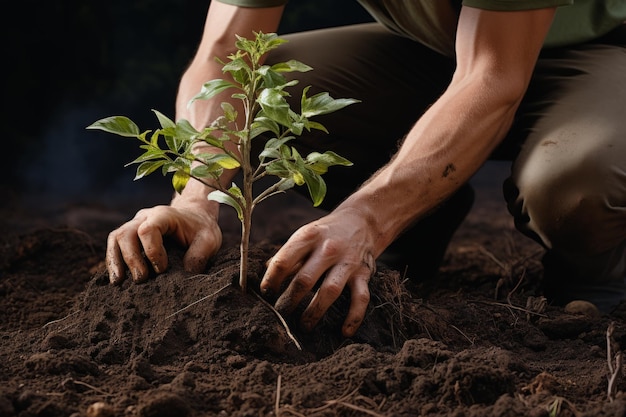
[217, 0, 626, 56]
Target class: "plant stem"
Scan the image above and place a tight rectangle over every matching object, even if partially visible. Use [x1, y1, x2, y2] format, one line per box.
[237, 58, 259, 293]
[239, 204, 252, 292]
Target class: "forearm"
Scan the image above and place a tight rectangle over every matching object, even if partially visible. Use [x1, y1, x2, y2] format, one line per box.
[339, 77, 521, 256]
[337, 6, 554, 257]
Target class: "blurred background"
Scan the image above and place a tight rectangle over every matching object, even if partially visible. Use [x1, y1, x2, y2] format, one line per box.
[2, 0, 373, 226]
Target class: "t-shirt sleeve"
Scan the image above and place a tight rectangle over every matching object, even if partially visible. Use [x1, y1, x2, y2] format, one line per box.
[462, 0, 572, 11]
[215, 0, 288, 7]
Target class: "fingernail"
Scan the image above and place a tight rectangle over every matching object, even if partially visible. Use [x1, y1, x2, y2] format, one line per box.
[260, 285, 273, 297]
[343, 324, 358, 338]
[132, 268, 145, 283]
[151, 261, 161, 274]
[109, 273, 120, 285]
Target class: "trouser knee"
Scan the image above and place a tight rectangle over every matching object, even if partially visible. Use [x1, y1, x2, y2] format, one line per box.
[507, 157, 626, 257]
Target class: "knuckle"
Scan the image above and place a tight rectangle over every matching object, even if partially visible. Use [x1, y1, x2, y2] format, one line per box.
[319, 239, 341, 258]
[291, 273, 314, 292]
[354, 290, 371, 306]
[136, 221, 156, 238]
[269, 257, 292, 276]
[293, 224, 321, 241]
[323, 281, 344, 299]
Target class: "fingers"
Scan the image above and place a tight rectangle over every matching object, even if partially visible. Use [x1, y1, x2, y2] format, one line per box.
[183, 228, 222, 274]
[300, 262, 372, 337]
[261, 226, 321, 296]
[300, 266, 346, 331]
[106, 231, 128, 285]
[265, 223, 375, 336]
[341, 272, 371, 337]
[107, 222, 150, 284]
[265, 227, 345, 315]
[136, 208, 171, 275]
[105, 205, 223, 285]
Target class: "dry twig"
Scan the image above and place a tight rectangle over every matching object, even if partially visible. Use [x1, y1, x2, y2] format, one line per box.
[277, 382, 386, 416]
[165, 282, 231, 319]
[606, 321, 623, 402]
[42, 310, 80, 328]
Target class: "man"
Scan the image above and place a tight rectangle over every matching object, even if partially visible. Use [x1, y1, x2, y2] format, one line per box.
[105, 0, 626, 337]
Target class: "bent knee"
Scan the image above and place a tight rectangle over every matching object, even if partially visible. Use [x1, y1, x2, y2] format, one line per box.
[512, 157, 626, 255]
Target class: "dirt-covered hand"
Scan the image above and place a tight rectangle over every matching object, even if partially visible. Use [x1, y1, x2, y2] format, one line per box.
[261, 209, 377, 337]
[106, 205, 222, 284]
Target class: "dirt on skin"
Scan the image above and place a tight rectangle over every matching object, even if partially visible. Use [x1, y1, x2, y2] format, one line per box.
[1, 170, 626, 417]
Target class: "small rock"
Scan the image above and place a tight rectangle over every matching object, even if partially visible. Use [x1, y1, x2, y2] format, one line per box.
[564, 300, 600, 319]
[86, 401, 115, 417]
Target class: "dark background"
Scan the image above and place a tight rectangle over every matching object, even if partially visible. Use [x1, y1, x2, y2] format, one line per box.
[3, 0, 373, 213]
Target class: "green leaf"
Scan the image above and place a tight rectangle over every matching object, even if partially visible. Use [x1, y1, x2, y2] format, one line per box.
[172, 170, 190, 194]
[197, 153, 241, 170]
[261, 34, 288, 53]
[271, 60, 312, 73]
[222, 56, 251, 86]
[198, 134, 228, 150]
[134, 160, 166, 180]
[306, 151, 353, 174]
[86, 116, 141, 138]
[292, 170, 305, 186]
[191, 164, 221, 179]
[301, 87, 360, 118]
[277, 177, 296, 191]
[303, 120, 328, 133]
[257, 65, 286, 88]
[290, 119, 304, 136]
[208, 189, 244, 221]
[175, 119, 201, 138]
[222, 55, 250, 73]
[127, 148, 166, 165]
[189, 79, 238, 107]
[259, 136, 294, 160]
[251, 115, 280, 139]
[257, 88, 292, 127]
[299, 167, 327, 207]
[221, 102, 237, 122]
[265, 160, 291, 178]
[153, 109, 176, 129]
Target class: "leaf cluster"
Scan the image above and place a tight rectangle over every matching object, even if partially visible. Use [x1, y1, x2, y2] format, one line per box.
[87, 31, 357, 218]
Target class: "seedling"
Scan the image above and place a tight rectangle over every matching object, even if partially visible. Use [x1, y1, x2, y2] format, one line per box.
[88, 32, 357, 292]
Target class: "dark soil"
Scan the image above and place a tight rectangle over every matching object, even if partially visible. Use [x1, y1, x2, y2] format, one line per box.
[2, 164, 626, 417]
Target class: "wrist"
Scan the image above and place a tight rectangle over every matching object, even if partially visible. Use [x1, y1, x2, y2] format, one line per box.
[171, 180, 220, 217]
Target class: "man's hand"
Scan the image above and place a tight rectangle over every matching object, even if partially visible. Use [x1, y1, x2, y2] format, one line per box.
[106, 204, 222, 285]
[261, 208, 377, 338]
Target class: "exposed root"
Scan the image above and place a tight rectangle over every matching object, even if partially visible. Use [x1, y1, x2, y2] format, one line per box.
[606, 321, 623, 402]
[449, 324, 475, 345]
[469, 299, 548, 319]
[62, 378, 112, 397]
[276, 380, 386, 417]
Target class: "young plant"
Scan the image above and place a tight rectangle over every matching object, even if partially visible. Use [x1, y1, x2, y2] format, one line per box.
[87, 32, 358, 292]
